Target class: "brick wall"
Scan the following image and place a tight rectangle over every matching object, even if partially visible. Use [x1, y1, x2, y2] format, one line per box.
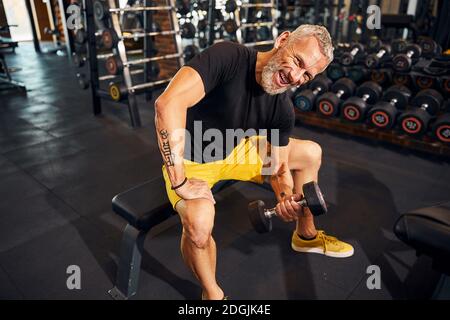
[153, 0, 180, 79]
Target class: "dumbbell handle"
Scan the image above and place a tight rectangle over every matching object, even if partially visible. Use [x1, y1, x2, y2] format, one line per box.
[361, 93, 370, 102]
[263, 198, 308, 218]
[375, 48, 387, 58]
[350, 46, 361, 56]
[418, 103, 429, 111]
[405, 50, 415, 58]
[388, 98, 398, 106]
[335, 89, 345, 99]
[312, 86, 323, 95]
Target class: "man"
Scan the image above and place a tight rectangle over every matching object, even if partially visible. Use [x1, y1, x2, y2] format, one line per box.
[154, 24, 354, 300]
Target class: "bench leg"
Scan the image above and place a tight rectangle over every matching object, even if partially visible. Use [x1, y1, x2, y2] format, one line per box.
[109, 224, 147, 300]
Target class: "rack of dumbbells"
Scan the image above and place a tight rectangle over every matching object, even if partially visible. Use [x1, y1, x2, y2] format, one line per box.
[73, 0, 184, 127]
[218, 0, 277, 47]
[293, 33, 450, 156]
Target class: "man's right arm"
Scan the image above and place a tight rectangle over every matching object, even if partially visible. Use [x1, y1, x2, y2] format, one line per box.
[154, 66, 214, 203]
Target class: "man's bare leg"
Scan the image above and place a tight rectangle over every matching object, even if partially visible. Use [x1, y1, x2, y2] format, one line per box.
[176, 198, 224, 300]
[287, 138, 322, 238]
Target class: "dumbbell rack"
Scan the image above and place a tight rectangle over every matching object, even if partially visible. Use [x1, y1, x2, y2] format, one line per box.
[295, 111, 450, 158]
[236, 1, 278, 47]
[82, 0, 184, 127]
[215, 0, 278, 47]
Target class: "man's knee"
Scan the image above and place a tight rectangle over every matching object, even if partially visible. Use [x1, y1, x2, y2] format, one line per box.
[178, 199, 215, 249]
[290, 139, 322, 167]
[305, 141, 322, 164]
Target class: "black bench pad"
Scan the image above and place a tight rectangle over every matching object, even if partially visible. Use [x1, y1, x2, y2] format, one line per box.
[394, 201, 450, 259]
[112, 177, 238, 231]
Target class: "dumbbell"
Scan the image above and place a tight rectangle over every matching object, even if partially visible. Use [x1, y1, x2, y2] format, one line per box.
[75, 29, 87, 45]
[341, 81, 382, 122]
[367, 37, 382, 53]
[393, 73, 412, 87]
[399, 89, 444, 137]
[391, 39, 407, 55]
[105, 55, 160, 78]
[225, 0, 237, 13]
[181, 22, 196, 39]
[248, 181, 327, 233]
[177, 0, 191, 16]
[414, 74, 436, 90]
[417, 37, 442, 58]
[224, 19, 238, 34]
[440, 77, 450, 96]
[340, 42, 364, 66]
[346, 66, 369, 84]
[93, 0, 109, 21]
[327, 63, 346, 81]
[198, 0, 209, 11]
[183, 44, 200, 62]
[198, 37, 208, 49]
[77, 73, 89, 90]
[365, 44, 391, 69]
[256, 26, 271, 41]
[294, 75, 333, 112]
[197, 19, 207, 32]
[109, 82, 128, 101]
[392, 44, 422, 72]
[368, 85, 411, 130]
[370, 69, 392, 87]
[432, 113, 450, 143]
[293, 75, 332, 112]
[73, 53, 85, 68]
[316, 78, 356, 117]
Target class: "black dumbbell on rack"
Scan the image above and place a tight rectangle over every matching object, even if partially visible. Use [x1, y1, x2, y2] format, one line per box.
[341, 81, 382, 122]
[370, 69, 392, 87]
[432, 112, 450, 143]
[417, 37, 442, 58]
[392, 44, 422, 72]
[73, 52, 86, 68]
[346, 66, 369, 84]
[365, 44, 391, 69]
[316, 78, 356, 117]
[327, 63, 346, 81]
[248, 181, 327, 233]
[183, 44, 200, 61]
[366, 36, 382, 53]
[340, 42, 364, 66]
[391, 39, 407, 55]
[368, 85, 411, 130]
[398, 89, 444, 137]
[293, 75, 332, 112]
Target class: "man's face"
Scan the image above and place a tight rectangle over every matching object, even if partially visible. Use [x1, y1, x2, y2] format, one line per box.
[261, 36, 329, 95]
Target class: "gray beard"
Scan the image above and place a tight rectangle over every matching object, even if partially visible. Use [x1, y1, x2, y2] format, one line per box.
[261, 57, 290, 95]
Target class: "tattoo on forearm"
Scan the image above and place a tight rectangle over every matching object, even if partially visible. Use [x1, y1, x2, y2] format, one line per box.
[159, 129, 174, 167]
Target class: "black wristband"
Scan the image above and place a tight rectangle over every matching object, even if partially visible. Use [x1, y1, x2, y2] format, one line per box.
[171, 177, 188, 190]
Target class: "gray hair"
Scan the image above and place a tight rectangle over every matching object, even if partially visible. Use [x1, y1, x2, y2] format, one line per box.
[287, 24, 334, 64]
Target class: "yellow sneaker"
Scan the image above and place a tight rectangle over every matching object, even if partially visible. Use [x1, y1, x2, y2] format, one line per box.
[291, 230, 354, 258]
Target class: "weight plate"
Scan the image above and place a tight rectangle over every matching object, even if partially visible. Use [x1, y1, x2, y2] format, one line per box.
[302, 182, 327, 216]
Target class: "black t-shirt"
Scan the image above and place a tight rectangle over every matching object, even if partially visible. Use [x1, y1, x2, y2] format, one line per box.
[185, 41, 295, 163]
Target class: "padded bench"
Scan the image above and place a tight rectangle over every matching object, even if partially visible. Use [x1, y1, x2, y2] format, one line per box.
[394, 201, 450, 275]
[108, 175, 239, 300]
[0, 38, 18, 53]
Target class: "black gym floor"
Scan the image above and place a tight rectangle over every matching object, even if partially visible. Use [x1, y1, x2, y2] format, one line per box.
[1, 44, 449, 300]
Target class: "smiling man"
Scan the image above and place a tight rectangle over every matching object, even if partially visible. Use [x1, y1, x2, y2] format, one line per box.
[154, 24, 354, 300]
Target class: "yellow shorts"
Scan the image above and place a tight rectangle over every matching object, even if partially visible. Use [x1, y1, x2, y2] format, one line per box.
[162, 136, 267, 210]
